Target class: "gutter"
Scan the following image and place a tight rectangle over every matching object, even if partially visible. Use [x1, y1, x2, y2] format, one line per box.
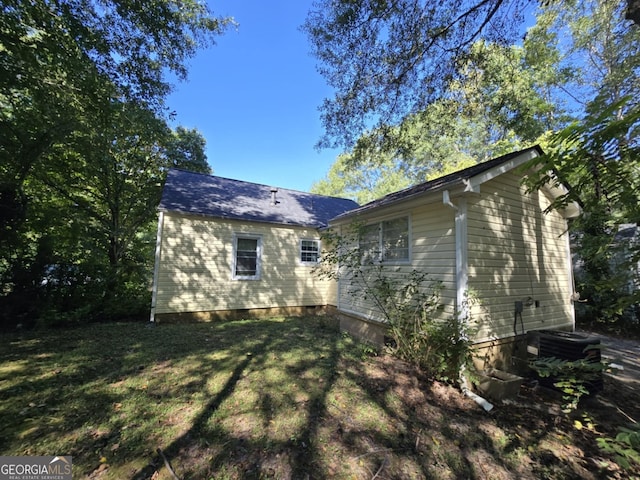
[443, 191, 494, 412]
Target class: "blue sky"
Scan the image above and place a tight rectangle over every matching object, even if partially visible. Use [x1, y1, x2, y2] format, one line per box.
[167, 1, 340, 193]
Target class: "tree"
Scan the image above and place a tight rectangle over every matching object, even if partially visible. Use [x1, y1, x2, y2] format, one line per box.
[311, 152, 412, 203]
[303, 0, 535, 150]
[1, 0, 229, 185]
[629, 0, 640, 24]
[1, 99, 211, 325]
[312, 38, 568, 200]
[525, 97, 640, 327]
[166, 126, 211, 174]
[1, 0, 226, 326]
[521, 0, 640, 328]
[302, 0, 638, 151]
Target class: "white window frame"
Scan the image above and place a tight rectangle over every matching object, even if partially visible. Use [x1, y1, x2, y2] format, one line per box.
[359, 215, 410, 264]
[300, 238, 321, 265]
[232, 233, 262, 280]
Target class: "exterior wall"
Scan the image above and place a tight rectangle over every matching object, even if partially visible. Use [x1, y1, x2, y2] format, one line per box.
[153, 213, 335, 316]
[466, 172, 574, 342]
[334, 200, 457, 325]
[332, 170, 575, 347]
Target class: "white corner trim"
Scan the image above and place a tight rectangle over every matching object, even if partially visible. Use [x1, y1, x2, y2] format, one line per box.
[149, 211, 165, 323]
[564, 224, 576, 327]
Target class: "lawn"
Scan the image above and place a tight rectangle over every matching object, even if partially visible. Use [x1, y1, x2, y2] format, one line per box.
[0, 316, 637, 479]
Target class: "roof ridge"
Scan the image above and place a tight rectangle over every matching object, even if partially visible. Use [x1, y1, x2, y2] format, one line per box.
[167, 168, 354, 201]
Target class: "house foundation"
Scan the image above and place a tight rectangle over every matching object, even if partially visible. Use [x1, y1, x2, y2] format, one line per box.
[154, 305, 330, 323]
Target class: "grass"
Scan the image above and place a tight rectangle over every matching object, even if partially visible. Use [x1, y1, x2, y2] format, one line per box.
[0, 316, 637, 479]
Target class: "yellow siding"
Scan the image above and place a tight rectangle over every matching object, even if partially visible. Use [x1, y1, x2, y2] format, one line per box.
[467, 172, 574, 341]
[336, 205, 457, 323]
[155, 213, 335, 314]
[334, 170, 574, 343]
[155, 165, 574, 342]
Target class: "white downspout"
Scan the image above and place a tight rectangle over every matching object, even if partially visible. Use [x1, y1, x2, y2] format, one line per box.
[443, 190, 494, 412]
[443, 191, 469, 322]
[149, 211, 165, 323]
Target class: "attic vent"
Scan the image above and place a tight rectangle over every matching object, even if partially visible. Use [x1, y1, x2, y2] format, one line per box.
[270, 187, 279, 205]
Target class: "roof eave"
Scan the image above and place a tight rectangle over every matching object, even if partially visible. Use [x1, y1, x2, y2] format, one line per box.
[329, 147, 545, 224]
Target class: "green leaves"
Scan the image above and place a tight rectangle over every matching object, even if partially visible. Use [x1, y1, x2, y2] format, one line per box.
[315, 223, 475, 382]
[597, 425, 640, 469]
[1, 1, 225, 326]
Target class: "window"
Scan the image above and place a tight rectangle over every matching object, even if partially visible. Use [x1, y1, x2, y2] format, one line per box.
[359, 216, 409, 263]
[233, 234, 262, 280]
[382, 217, 409, 261]
[300, 239, 320, 264]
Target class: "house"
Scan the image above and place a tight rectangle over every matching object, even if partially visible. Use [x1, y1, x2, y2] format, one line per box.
[150, 146, 579, 369]
[327, 145, 579, 369]
[149, 169, 359, 322]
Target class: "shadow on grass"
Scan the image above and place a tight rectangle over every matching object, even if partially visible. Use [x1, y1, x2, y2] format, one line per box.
[132, 353, 255, 480]
[0, 316, 347, 478]
[1, 317, 612, 479]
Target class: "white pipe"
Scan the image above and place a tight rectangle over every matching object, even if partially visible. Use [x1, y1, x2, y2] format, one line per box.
[460, 367, 494, 412]
[442, 190, 458, 210]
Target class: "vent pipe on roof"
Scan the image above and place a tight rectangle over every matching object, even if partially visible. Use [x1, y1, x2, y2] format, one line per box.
[270, 187, 278, 205]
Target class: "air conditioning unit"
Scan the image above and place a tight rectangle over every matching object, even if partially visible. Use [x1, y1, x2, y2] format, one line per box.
[527, 330, 603, 393]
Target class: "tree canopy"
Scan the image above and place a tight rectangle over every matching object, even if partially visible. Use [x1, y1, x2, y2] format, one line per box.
[1, 0, 227, 326]
[303, 0, 639, 150]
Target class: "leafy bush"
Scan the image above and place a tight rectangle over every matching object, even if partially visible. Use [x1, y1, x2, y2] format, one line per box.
[316, 225, 476, 383]
[531, 351, 640, 470]
[530, 352, 605, 413]
[597, 425, 640, 469]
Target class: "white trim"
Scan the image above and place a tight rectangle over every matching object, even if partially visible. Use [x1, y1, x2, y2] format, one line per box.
[565, 225, 576, 328]
[149, 211, 165, 322]
[465, 148, 540, 193]
[541, 182, 581, 219]
[232, 233, 263, 280]
[443, 192, 469, 319]
[299, 238, 321, 265]
[455, 198, 469, 319]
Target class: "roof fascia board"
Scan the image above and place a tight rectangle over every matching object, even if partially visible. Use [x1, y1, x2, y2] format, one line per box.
[539, 183, 581, 219]
[465, 148, 541, 193]
[515, 158, 581, 220]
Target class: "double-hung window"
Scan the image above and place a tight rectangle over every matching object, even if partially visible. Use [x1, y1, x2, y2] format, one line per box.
[359, 216, 410, 263]
[233, 234, 262, 280]
[300, 239, 320, 264]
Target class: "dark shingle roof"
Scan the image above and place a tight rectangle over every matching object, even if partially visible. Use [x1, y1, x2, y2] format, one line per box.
[160, 169, 359, 229]
[332, 146, 544, 221]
